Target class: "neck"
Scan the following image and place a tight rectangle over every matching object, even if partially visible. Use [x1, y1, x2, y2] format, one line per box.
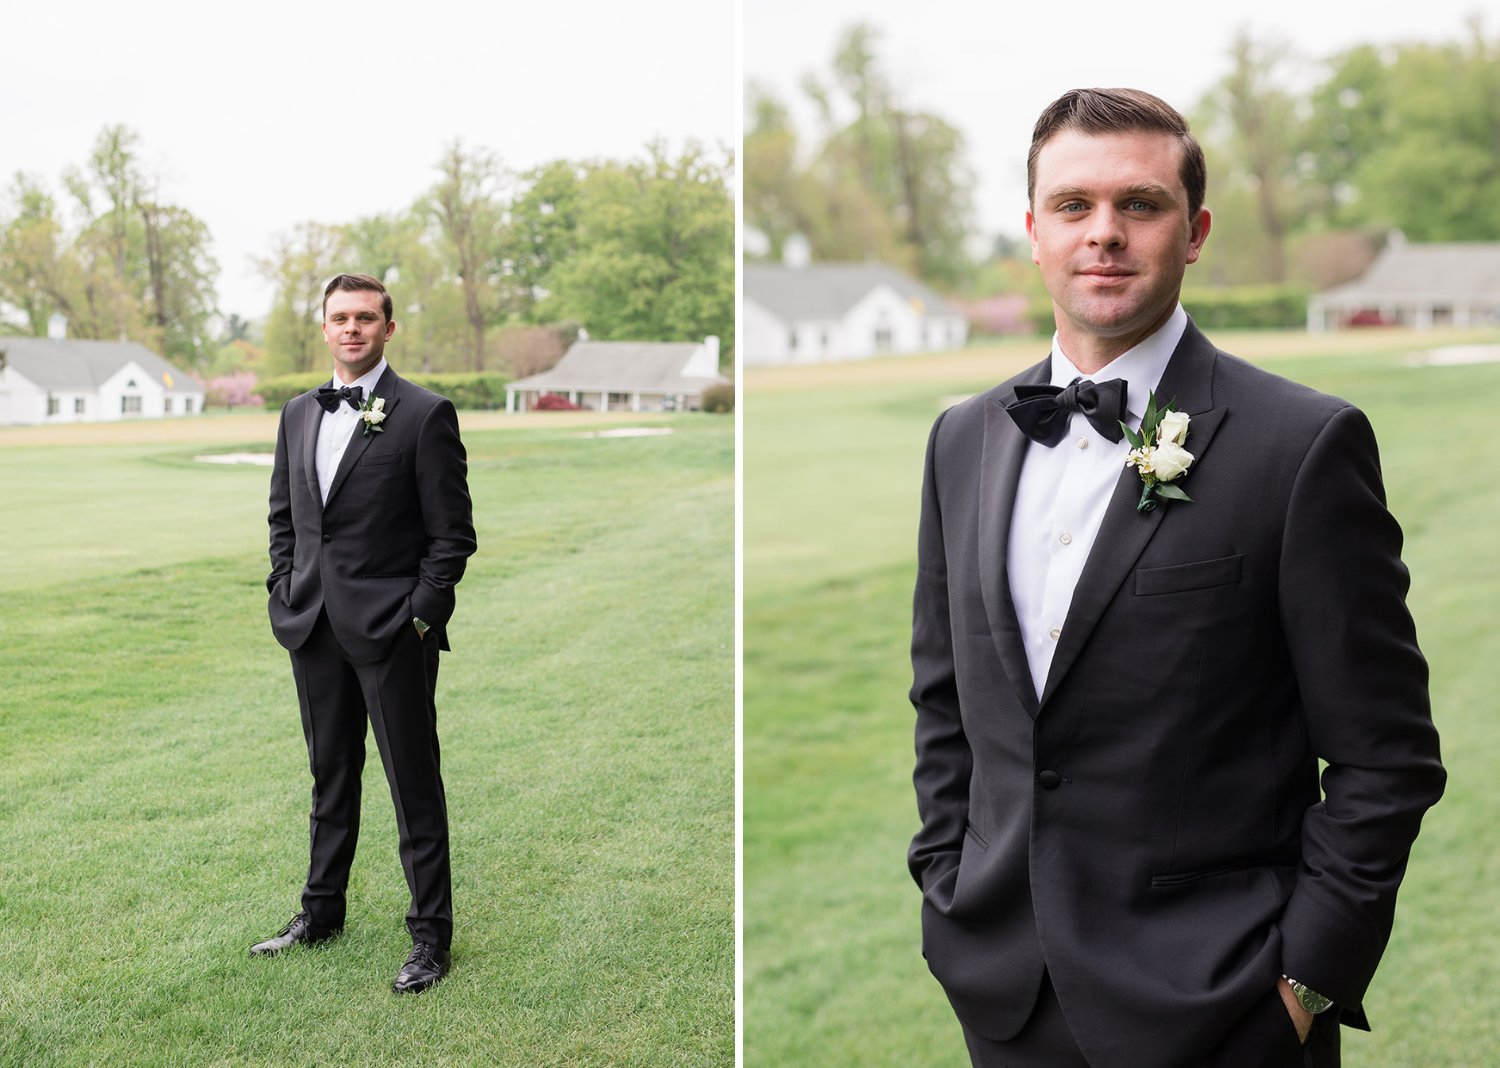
[334, 356, 380, 385]
[1055, 299, 1178, 375]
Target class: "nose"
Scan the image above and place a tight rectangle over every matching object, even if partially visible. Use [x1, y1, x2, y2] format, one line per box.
[1086, 203, 1126, 250]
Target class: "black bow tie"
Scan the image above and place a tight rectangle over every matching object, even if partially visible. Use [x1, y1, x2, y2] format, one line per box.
[316, 384, 364, 413]
[1003, 377, 1128, 447]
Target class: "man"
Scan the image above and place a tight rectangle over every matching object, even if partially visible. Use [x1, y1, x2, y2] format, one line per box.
[254, 273, 476, 994]
[909, 89, 1444, 1067]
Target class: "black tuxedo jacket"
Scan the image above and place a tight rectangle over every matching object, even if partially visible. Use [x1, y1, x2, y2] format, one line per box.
[908, 320, 1444, 1068]
[267, 366, 477, 664]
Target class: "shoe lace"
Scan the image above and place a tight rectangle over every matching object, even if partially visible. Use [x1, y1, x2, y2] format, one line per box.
[406, 941, 437, 967]
[276, 912, 308, 938]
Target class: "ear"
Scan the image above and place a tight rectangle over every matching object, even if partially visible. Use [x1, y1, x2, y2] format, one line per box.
[384, 318, 397, 341]
[1185, 207, 1212, 265]
[1025, 210, 1041, 266]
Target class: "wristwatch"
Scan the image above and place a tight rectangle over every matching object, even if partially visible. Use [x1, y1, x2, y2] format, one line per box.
[412, 616, 431, 638]
[1283, 975, 1334, 1015]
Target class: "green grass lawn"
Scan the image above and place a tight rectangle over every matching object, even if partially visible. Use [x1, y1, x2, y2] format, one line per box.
[744, 337, 1500, 1066]
[0, 415, 733, 1067]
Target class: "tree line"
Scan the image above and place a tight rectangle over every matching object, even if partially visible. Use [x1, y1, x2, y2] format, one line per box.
[0, 133, 734, 380]
[0, 126, 218, 369]
[1195, 18, 1500, 287]
[747, 19, 1500, 301]
[745, 23, 976, 292]
[258, 140, 733, 378]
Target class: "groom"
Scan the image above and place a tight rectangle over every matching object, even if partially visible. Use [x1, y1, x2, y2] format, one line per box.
[256, 273, 476, 994]
[909, 89, 1444, 1067]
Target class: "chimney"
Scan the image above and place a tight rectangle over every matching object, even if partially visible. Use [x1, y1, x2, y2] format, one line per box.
[703, 335, 720, 367]
[48, 313, 67, 342]
[782, 233, 811, 269]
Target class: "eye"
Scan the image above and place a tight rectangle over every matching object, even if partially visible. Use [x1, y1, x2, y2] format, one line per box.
[1126, 199, 1154, 212]
[1061, 202, 1086, 213]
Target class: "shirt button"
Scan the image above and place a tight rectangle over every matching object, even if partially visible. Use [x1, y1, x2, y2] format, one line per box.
[1077, 437, 1089, 449]
[322, 534, 332, 543]
[1059, 532, 1072, 545]
[1049, 627, 1061, 641]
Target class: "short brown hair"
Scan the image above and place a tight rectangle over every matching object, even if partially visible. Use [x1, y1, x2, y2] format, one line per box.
[323, 273, 392, 322]
[1027, 88, 1207, 219]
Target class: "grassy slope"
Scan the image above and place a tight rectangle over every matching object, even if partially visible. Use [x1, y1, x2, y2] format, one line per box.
[745, 340, 1500, 1066]
[0, 417, 733, 1067]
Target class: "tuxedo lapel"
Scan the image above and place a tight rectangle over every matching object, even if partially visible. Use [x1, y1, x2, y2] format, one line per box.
[1039, 320, 1229, 708]
[325, 368, 401, 508]
[979, 359, 1050, 718]
[302, 392, 325, 514]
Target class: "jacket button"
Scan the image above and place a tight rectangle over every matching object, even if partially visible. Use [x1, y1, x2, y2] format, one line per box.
[1038, 770, 1061, 790]
[321, 534, 332, 542]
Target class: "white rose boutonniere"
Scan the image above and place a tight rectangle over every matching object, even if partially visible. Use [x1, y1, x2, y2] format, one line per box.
[360, 394, 387, 436]
[1120, 391, 1195, 513]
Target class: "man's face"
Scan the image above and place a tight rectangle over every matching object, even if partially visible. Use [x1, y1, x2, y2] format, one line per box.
[1026, 129, 1210, 345]
[322, 289, 395, 380]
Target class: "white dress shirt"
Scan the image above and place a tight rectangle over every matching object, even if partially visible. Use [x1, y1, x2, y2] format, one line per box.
[315, 358, 388, 505]
[1007, 304, 1187, 700]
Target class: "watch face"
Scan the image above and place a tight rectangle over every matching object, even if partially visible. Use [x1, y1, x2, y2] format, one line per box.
[1296, 987, 1334, 1014]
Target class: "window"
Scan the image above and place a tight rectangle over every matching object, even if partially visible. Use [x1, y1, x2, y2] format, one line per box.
[163, 397, 173, 414]
[47, 395, 59, 416]
[74, 397, 86, 414]
[184, 397, 194, 414]
[122, 395, 142, 414]
[874, 327, 893, 352]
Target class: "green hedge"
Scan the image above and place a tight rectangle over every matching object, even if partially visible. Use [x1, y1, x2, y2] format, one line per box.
[257, 374, 327, 408]
[701, 383, 734, 414]
[1181, 286, 1311, 330]
[259, 372, 512, 410]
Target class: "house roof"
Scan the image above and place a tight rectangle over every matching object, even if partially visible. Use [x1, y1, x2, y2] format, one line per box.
[1320, 242, 1500, 304]
[0, 337, 201, 392]
[743, 263, 962, 322]
[509, 340, 729, 394]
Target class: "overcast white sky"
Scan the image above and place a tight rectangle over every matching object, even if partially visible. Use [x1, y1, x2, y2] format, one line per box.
[3, 0, 735, 321]
[745, 0, 1491, 250]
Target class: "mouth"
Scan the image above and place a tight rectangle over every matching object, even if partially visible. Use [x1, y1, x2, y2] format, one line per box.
[1079, 267, 1135, 287]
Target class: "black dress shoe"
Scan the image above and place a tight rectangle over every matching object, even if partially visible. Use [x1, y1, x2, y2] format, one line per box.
[248, 911, 340, 956]
[392, 941, 451, 993]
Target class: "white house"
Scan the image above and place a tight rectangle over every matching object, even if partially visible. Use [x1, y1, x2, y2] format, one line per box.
[743, 263, 968, 367]
[0, 327, 205, 426]
[506, 336, 729, 413]
[1309, 241, 1500, 332]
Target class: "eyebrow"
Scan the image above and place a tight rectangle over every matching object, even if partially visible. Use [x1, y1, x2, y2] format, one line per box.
[1044, 182, 1178, 203]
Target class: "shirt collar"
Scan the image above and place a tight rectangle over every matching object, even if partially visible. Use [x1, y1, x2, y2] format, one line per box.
[1048, 303, 1186, 422]
[328, 357, 388, 402]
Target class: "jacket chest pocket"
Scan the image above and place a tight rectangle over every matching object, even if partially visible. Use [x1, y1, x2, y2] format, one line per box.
[1134, 554, 1242, 596]
[360, 450, 403, 467]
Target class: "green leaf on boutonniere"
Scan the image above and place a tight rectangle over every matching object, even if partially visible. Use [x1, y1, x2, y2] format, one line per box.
[1122, 422, 1144, 450]
[1154, 483, 1193, 503]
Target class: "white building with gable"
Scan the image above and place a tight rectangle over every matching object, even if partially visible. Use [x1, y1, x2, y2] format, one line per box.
[506, 336, 728, 413]
[0, 317, 204, 426]
[743, 263, 968, 367]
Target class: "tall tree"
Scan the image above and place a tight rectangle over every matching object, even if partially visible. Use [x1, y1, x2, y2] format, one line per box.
[1197, 31, 1306, 282]
[430, 144, 511, 371]
[0, 125, 219, 368]
[744, 23, 975, 290]
[541, 142, 733, 353]
[0, 175, 76, 336]
[257, 222, 346, 376]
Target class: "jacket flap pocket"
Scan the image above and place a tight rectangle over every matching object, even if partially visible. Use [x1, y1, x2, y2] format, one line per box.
[1135, 554, 1242, 596]
[360, 450, 402, 466]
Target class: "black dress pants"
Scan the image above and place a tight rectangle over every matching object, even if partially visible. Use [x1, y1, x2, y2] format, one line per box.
[288, 608, 452, 949]
[962, 972, 1341, 1068]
